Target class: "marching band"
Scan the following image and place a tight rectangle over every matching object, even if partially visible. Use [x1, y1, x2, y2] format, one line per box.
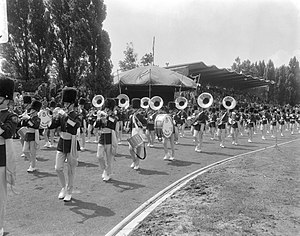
[3, 88, 300, 203]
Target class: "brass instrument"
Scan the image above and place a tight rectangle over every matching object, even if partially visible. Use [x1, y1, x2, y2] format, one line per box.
[117, 94, 129, 108]
[197, 92, 213, 108]
[149, 96, 164, 111]
[141, 97, 150, 109]
[222, 96, 236, 110]
[92, 95, 105, 108]
[175, 96, 188, 110]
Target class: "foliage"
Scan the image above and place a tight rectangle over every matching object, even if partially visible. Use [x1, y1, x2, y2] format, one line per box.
[118, 42, 138, 71]
[231, 57, 300, 105]
[140, 53, 153, 66]
[1, 0, 112, 97]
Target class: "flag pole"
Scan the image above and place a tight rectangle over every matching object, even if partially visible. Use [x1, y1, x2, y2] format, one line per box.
[152, 36, 155, 66]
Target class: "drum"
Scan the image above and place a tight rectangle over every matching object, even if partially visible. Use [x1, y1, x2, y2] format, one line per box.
[39, 109, 52, 129]
[154, 114, 174, 139]
[127, 133, 144, 149]
[17, 127, 28, 140]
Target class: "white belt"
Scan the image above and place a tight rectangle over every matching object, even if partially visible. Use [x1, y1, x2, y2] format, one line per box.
[27, 127, 36, 133]
[60, 132, 72, 140]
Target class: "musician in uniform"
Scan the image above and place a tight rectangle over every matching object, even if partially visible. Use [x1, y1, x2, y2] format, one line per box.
[49, 87, 81, 202]
[229, 110, 239, 145]
[145, 107, 156, 147]
[96, 98, 118, 181]
[78, 98, 87, 151]
[289, 110, 296, 135]
[208, 107, 217, 140]
[162, 103, 175, 160]
[47, 101, 56, 147]
[86, 107, 97, 142]
[217, 104, 228, 148]
[259, 107, 268, 140]
[126, 98, 147, 170]
[21, 100, 42, 172]
[192, 107, 209, 152]
[278, 109, 285, 137]
[0, 77, 18, 236]
[18, 95, 32, 159]
[270, 109, 279, 138]
[169, 102, 180, 144]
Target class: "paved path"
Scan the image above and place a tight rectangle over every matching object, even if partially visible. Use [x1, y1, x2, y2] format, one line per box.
[5, 130, 300, 236]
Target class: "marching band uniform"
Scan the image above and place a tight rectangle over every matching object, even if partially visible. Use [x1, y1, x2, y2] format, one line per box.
[127, 98, 147, 170]
[246, 107, 255, 142]
[145, 108, 156, 147]
[290, 110, 296, 135]
[208, 107, 217, 140]
[21, 101, 42, 172]
[170, 102, 180, 144]
[217, 105, 228, 148]
[45, 101, 56, 148]
[192, 108, 209, 152]
[278, 110, 285, 137]
[260, 109, 268, 140]
[96, 99, 118, 181]
[162, 104, 175, 161]
[49, 87, 81, 202]
[19, 95, 32, 158]
[270, 109, 279, 138]
[284, 110, 290, 132]
[86, 108, 97, 142]
[0, 78, 18, 236]
[229, 111, 239, 145]
[78, 98, 87, 151]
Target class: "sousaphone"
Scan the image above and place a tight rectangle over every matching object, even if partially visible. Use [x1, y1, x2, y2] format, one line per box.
[117, 94, 129, 108]
[149, 96, 163, 110]
[197, 92, 213, 108]
[92, 95, 105, 108]
[175, 96, 188, 110]
[141, 97, 150, 109]
[222, 96, 236, 110]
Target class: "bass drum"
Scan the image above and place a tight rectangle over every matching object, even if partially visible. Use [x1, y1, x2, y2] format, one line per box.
[154, 114, 174, 139]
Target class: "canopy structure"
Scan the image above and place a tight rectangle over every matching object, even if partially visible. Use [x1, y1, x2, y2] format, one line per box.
[113, 65, 196, 102]
[166, 61, 274, 90]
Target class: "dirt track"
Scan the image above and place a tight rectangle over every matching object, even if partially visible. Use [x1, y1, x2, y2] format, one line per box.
[5, 131, 300, 236]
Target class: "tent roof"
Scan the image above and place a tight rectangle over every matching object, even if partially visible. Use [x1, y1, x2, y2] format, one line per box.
[166, 61, 274, 90]
[113, 65, 196, 90]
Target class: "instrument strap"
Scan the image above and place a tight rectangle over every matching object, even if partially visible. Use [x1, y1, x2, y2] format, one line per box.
[133, 143, 147, 160]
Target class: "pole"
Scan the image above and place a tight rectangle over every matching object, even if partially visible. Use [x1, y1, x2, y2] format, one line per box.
[149, 69, 151, 98]
[117, 69, 121, 94]
[152, 36, 155, 66]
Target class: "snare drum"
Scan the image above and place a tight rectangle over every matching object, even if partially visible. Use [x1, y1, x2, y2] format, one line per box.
[154, 114, 174, 139]
[17, 127, 28, 140]
[127, 133, 143, 149]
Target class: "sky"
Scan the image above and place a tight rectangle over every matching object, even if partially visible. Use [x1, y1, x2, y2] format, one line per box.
[103, 0, 300, 72]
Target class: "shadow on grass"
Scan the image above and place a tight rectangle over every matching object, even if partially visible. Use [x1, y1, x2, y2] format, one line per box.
[108, 179, 146, 192]
[200, 151, 232, 157]
[138, 168, 169, 176]
[36, 157, 49, 162]
[167, 159, 201, 167]
[77, 161, 98, 168]
[32, 170, 57, 178]
[115, 153, 132, 159]
[65, 198, 115, 223]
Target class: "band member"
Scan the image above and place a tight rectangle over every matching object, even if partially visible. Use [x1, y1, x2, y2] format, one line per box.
[290, 110, 296, 135]
[0, 77, 18, 236]
[192, 107, 209, 152]
[96, 99, 118, 181]
[126, 98, 147, 170]
[78, 98, 87, 151]
[19, 95, 32, 158]
[208, 107, 217, 140]
[229, 110, 239, 145]
[169, 102, 180, 144]
[86, 108, 97, 142]
[46, 101, 56, 148]
[115, 106, 125, 144]
[217, 104, 228, 148]
[162, 104, 175, 161]
[278, 109, 285, 137]
[49, 87, 81, 202]
[246, 107, 255, 142]
[145, 108, 156, 147]
[21, 100, 42, 172]
[260, 108, 268, 140]
[270, 109, 278, 138]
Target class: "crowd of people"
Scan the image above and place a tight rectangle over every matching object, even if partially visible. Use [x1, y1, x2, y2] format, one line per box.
[1, 76, 300, 236]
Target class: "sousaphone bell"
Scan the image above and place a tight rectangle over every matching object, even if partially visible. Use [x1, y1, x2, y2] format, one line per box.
[149, 96, 163, 110]
[92, 95, 105, 108]
[117, 94, 129, 108]
[175, 96, 188, 110]
[141, 97, 150, 109]
[197, 92, 213, 108]
[222, 96, 236, 110]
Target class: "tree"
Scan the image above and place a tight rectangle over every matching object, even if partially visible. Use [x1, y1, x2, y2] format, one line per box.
[231, 57, 241, 73]
[140, 53, 153, 66]
[287, 57, 300, 105]
[118, 42, 138, 71]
